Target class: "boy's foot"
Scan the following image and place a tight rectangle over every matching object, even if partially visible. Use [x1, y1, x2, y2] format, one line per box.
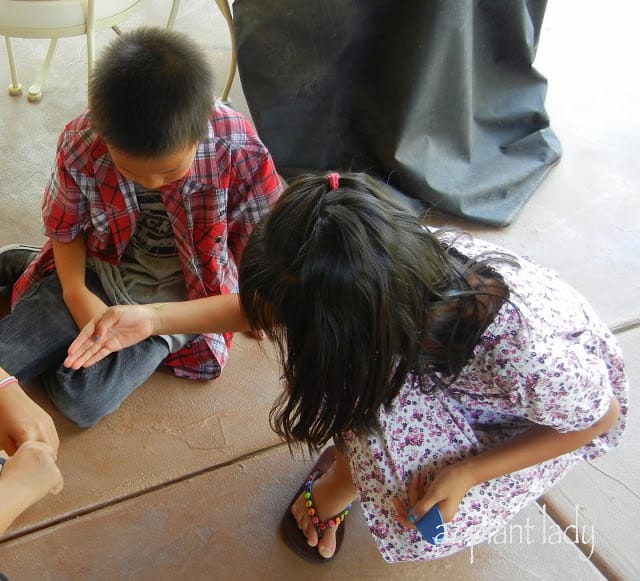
[282, 446, 359, 562]
[0, 244, 39, 289]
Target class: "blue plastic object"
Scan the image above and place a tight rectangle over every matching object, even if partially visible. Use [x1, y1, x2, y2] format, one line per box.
[416, 504, 446, 545]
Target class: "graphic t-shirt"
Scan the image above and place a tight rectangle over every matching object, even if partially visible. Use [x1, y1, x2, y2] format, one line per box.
[89, 188, 193, 353]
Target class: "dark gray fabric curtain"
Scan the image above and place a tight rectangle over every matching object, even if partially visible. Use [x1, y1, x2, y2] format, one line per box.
[233, 0, 561, 226]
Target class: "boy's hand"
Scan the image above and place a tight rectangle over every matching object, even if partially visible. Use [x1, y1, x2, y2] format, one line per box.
[65, 305, 158, 369]
[1, 441, 63, 507]
[0, 382, 59, 456]
[392, 463, 474, 528]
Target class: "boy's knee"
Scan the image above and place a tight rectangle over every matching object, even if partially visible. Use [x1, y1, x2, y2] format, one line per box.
[42, 372, 115, 429]
[64, 407, 105, 429]
[47, 390, 109, 429]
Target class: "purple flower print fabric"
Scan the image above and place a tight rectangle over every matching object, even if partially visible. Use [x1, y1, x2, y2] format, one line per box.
[343, 232, 628, 562]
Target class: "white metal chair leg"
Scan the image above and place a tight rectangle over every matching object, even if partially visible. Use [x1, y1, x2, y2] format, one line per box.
[214, 0, 236, 105]
[4, 36, 23, 95]
[85, 0, 96, 79]
[27, 37, 57, 102]
[167, 0, 181, 29]
[3, 0, 182, 102]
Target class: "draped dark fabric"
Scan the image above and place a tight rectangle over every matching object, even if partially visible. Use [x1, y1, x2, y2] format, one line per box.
[233, 0, 561, 226]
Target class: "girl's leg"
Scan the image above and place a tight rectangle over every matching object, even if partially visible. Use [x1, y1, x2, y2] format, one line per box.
[291, 446, 359, 559]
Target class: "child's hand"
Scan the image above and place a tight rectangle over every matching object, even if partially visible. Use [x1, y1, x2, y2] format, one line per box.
[392, 463, 475, 529]
[1, 441, 63, 505]
[0, 382, 59, 456]
[65, 305, 158, 369]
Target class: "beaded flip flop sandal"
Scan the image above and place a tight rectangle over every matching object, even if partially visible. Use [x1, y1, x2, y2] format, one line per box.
[280, 446, 353, 563]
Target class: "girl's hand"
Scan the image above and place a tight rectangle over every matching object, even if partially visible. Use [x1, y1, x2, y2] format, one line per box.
[1, 441, 63, 496]
[0, 382, 59, 456]
[64, 305, 159, 369]
[392, 463, 475, 528]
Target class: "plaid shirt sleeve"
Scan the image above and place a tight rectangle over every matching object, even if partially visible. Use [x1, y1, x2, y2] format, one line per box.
[225, 121, 283, 269]
[41, 128, 92, 242]
[14, 117, 97, 301]
[163, 106, 283, 380]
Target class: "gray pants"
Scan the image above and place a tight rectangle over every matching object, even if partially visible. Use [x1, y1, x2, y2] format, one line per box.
[0, 271, 170, 427]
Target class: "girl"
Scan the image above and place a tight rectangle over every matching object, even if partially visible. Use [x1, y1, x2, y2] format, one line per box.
[65, 172, 627, 563]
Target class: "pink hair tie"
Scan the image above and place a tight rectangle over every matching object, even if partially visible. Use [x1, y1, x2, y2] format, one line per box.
[327, 172, 340, 191]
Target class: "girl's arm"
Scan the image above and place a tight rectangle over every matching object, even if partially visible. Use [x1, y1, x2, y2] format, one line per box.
[148, 294, 251, 336]
[65, 294, 251, 369]
[463, 395, 620, 485]
[394, 395, 621, 526]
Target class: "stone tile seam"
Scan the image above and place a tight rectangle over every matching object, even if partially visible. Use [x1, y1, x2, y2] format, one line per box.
[611, 318, 640, 335]
[0, 441, 288, 545]
[535, 498, 617, 580]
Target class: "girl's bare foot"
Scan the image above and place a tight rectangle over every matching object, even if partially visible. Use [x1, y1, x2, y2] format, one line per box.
[290, 452, 358, 559]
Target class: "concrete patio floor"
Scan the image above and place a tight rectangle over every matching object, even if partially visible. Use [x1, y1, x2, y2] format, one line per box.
[0, 1, 638, 579]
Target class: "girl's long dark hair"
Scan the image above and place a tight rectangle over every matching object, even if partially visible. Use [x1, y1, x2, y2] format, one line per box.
[239, 173, 511, 450]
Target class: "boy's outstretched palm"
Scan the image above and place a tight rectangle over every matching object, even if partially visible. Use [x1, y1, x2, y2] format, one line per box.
[64, 305, 157, 369]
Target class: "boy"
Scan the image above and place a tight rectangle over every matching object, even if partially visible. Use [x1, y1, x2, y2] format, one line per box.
[0, 27, 283, 427]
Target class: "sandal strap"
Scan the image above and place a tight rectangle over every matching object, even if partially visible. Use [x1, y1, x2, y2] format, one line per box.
[304, 473, 352, 531]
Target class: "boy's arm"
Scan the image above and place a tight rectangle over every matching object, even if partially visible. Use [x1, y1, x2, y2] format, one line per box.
[52, 237, 108, 330]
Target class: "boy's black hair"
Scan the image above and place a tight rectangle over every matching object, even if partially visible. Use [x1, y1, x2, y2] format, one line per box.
[239, 173, 513, 451]
[89, 27, 214, 156]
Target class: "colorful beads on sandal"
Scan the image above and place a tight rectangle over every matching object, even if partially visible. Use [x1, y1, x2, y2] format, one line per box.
[304, 473, 352, 533]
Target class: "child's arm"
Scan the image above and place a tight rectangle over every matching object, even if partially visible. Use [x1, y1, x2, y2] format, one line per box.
[0, 441, 63, 536]
[394, 395, 621, 526]
[64, 294, 250, 369]
[0, 375, 59, 456]
[52, 237, 108, 330]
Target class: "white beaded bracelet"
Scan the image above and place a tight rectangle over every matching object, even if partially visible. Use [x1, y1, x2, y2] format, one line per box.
[0, 375, 18, 390]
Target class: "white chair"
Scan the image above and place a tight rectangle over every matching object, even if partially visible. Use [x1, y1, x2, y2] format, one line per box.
[0, 0, 180, 102]
[213, 0, 235, 105]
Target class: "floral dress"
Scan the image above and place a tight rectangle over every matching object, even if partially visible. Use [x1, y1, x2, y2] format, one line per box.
[342, 232, 628, 562]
